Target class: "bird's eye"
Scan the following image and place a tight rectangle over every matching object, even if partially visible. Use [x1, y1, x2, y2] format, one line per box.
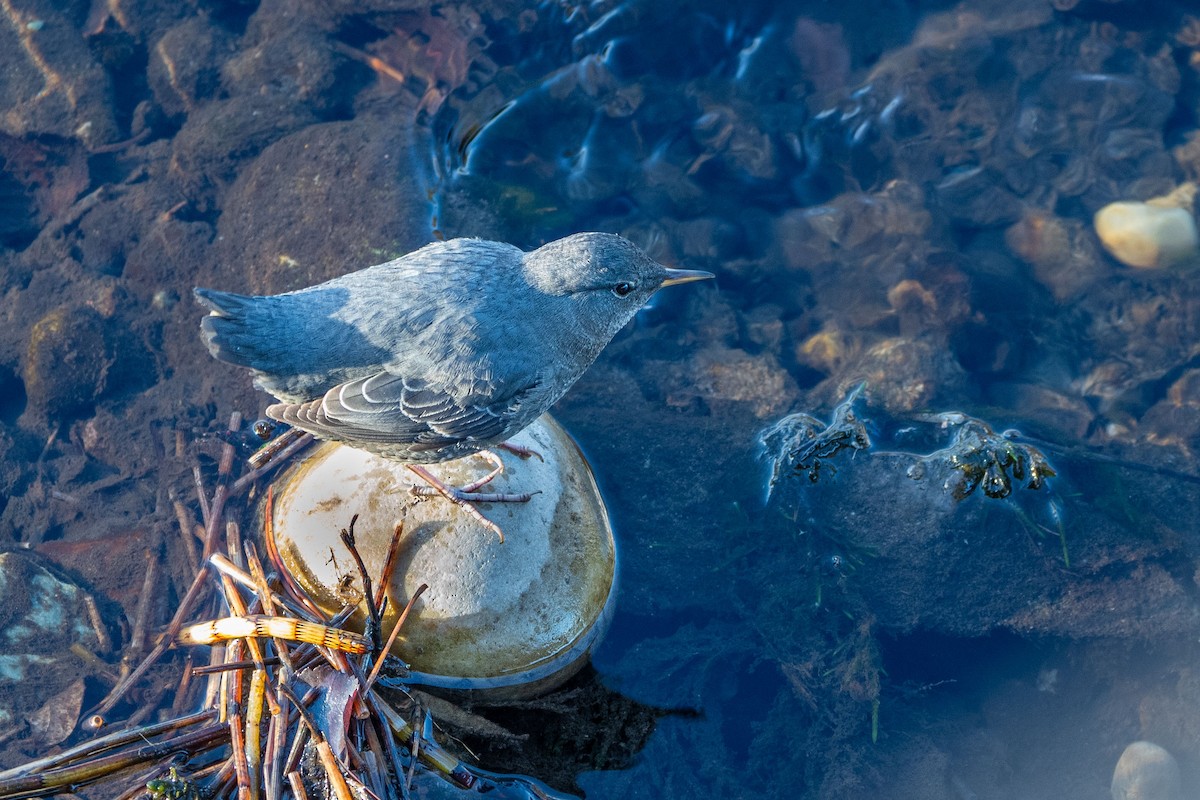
[612, 281, 635, 297]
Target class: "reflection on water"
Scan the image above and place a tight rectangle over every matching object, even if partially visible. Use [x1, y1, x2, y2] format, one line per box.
[2, 0, 1200, 796]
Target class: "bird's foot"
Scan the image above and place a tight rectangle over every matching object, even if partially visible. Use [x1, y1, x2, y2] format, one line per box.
[497, 441, 544, 462]
[406, 452, 535, 542]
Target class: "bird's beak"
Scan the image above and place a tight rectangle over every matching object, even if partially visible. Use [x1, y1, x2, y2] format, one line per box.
[660, 268, 716, 287]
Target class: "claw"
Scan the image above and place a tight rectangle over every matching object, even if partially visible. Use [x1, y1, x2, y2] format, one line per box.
[405, 451, 536, 542]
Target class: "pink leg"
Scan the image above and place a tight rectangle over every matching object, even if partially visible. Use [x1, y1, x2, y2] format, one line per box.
[406, 451, 535, 542]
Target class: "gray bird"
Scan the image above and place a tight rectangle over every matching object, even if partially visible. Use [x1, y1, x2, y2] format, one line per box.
[195, 233, 712, 531]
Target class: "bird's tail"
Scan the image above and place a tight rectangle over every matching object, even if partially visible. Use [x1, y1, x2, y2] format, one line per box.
[194, 287, 276, 369]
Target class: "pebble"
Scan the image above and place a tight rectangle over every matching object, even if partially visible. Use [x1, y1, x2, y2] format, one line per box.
[1094, 183, 1200, 269]
[1111, 741, 1182, 800]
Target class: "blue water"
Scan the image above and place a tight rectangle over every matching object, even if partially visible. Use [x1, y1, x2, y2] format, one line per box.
[4, 0, 1200, 797]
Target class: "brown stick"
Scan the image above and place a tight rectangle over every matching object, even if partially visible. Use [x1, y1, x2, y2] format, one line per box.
[0, 723, 229, 797]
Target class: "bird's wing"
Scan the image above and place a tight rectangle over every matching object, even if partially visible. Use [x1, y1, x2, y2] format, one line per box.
[266, 370, 541, 454]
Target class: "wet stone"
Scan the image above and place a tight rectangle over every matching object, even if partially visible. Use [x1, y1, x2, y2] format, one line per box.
[0, 1, 119, 145]
[147, 16, 232, 120]
[0, 550, 101, 732]
[1111, 741, 1182, 800]
[182, 94, 320, 193]
[21, 306, 110, 430]
[1005, 211, 1108, 300]
[220, 24, 354, 118]
[663, 345, 800, 419]
[936, 166, 1024, 228]
[759, 390, 1200, 639]
[828, 336, 966, 414]
[1093, 184, 1200, 270]
[214, 119, 429, 292]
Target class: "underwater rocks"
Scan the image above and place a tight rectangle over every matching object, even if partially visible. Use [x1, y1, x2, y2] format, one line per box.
[0, 0, 119, 145]
[21, 306, 112, 430]
[1093, 184, 1200, 269]
[0, 550, 107, 734]
[760, 390, 1200, 639]
[214, 119, 429, 293]
[18, 297, 154, 432]
[1111, 741, 1182, 800]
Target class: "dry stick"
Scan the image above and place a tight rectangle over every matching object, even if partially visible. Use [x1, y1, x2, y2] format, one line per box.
[216, 577, 282, 717]
[192, 658, 282, 676]
[0, 723, 230, 799]
[244, 542, 298, 674]
[232, 433, 315, 495]
[244, 669, 267, 800]
[372, 700, 475, 789]
[360, 716, 390, 800]
[264, 688, 289, 800]
[247, 427, 305, 470]
[0, 711, 216, 780]
[203, 412, 242, 561]
[286, 770, 310, 800]
[339, 516, 381, 652]
[259, 488, 326, 620]
[128, 548, 160, 656]
[365, 585, 427, 691]
[209, 554, 316, 622]
[226, 637, 251, 800]
[372, 523, 407, 611]
[228, 706, 251, 800]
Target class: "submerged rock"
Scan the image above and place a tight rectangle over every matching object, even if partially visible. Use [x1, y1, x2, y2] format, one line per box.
[0, 550, 103, 730]
[1111, 741, 1182, 800]
[1094, 184, 1200, 269]
[759, 390, 1200, 638]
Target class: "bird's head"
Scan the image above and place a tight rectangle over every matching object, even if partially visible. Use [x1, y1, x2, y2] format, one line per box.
[522, 232, 714, 340]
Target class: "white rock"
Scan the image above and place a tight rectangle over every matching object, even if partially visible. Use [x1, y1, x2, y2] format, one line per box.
[269, 414, 616, 698]
[1094, 183, 1200, 269]
[1111, 741, 1182, 800]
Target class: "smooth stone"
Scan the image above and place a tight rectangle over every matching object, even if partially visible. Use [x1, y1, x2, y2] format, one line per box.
[269, 414, 616, 698]
[1111, 741, 1182, 800]
[1094, 183, 1200, 269]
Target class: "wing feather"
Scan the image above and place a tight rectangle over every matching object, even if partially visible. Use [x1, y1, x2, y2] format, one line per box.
[265, 369, 540, 457]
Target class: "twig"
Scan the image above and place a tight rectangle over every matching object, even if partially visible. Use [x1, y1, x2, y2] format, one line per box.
[279, 684, 353, 800]
[0, 723, 229, 798]
[339, 515, 381, 652]
[366, 585, 426, 691]
[372, 523, 406, 611]
[81, 593, 112, 654]
[203, 412, 242, 560]
[127, 548, 159, 656]
[233, 433, 315, 494]
[192, 657, 281, 676]
[192, 467, 212, 532]
[0, 711, 215, 780]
